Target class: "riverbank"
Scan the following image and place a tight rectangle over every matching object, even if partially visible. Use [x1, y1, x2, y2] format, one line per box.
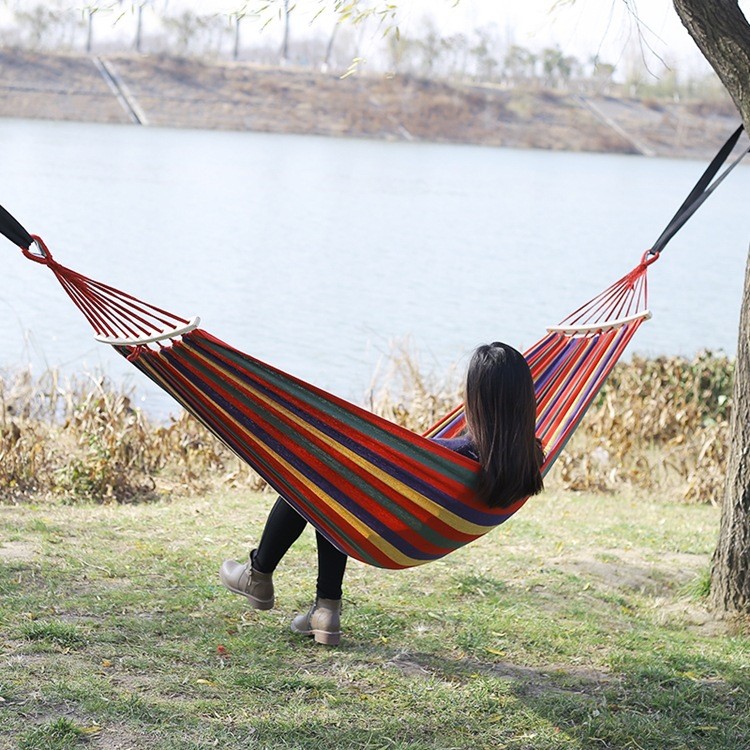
[2, 486, 747, 749]
[0, 351, 731, 506]
[0, 49, 740, 159]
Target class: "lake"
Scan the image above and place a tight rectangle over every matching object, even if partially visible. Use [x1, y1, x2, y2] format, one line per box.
[1, 118, 748, 419]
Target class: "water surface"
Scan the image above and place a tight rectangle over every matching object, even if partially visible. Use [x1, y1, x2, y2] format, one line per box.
[1, 118, 747, 417]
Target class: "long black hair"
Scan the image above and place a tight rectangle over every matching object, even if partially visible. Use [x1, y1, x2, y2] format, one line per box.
[464, 342, 544, 508]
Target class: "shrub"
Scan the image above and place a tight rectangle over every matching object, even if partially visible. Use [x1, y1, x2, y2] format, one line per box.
[0, 349, 734, 505]
[369, 348, 733, 505]
[0, 368, 262, 503]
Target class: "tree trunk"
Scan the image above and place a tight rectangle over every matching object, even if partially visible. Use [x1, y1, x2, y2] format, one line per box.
[710, 252, 750, 611]
[672, 0, 750, 613]
[135, 4, 143, 53]
[280, 0, 290, 64]
[322, 22, 338, 72]
[86, 10, 94, 54]
[233, 15, 241, 61]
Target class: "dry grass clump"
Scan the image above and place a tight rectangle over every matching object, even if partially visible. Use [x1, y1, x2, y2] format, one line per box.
[367, 339, 463, 434]
[0, 368, 263, 504]
[369, 347, 733, 505]
[0, 348, 733, 506]
[557, 351, 732, 504]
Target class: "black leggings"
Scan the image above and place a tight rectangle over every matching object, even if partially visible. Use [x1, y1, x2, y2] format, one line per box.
[252, 496, 348, 600]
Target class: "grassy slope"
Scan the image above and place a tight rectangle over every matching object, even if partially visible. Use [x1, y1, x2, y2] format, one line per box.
[0, 487, 748, 750]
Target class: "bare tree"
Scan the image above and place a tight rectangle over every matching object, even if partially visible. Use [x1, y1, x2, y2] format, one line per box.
[321, 21, 339, 72]
[81, 2, 105, 53]
[471, 26, 500, 82]
[13, 3, 87, 49]
[162, 9, 201, 55]
[504, 44, 536, 86]
[229, 4, 253, 61]
[280, 0, 290, 64]
[133, 0, 149, 53]
[13, 5, 59, 48]
[589, 55, 616, 94]
[418, 19, 443, 78]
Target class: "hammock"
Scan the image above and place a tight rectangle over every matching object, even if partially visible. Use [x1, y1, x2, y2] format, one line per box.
[1, 126, 746, 569]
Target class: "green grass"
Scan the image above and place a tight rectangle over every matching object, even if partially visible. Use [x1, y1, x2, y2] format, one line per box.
[17, 717, 89, 750]
[0, 485, 748, 749]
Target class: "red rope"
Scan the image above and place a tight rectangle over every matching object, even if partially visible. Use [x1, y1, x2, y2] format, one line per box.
[28, 234, 190, 340]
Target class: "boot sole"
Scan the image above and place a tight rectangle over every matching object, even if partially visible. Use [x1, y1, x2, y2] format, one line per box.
[312, 629, 341, 646]
[220, 581, 274, 610]
[290, 623, 341, 646]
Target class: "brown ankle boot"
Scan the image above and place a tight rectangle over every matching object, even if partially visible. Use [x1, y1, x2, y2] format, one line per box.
[219, 550, 274, 610]
[290, 598, 342, 645]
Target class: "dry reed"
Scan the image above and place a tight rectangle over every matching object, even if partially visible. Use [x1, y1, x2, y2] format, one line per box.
[0, 347, 733, 505]
[0, 368, 263, 503]
[368, 347, 733, 506]
[555, 351, 733, 504]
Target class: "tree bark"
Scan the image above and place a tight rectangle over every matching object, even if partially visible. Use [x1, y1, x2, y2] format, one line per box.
[673, 0, 750, 118]
[710, 251, 750, 611]
[672, 0, 750, 613]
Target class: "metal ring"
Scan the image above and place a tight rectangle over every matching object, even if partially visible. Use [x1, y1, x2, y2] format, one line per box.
[641, 249, 660, 266]
[22, 234, 52, 264]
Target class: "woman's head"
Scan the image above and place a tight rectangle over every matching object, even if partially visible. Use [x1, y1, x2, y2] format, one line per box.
[465, 342, 543, 507]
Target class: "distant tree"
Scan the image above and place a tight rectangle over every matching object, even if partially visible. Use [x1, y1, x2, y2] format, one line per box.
[386, 27, 415, 74]
[321, 20, 339, 72]
[541, 46, 564, 87]
[80, 1, 113, 53]
[418, 20, 443, 77]
[538, 45, 580, 89]
[85, 7, 93, 51]
[589, 56, 616, 93]
[161, 9, 201, 54]
[471, 25, 500, 81]
[13, 4, 69, 49]
[132, 0, 151, 53]
[441, 32, 469, 79]
[280, 0, 290, 64]
[560, 53, 580, 87]
[503, 44, 536, 85]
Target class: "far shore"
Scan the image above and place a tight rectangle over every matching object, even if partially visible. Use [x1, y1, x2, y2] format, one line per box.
[0, 48, 741, 161]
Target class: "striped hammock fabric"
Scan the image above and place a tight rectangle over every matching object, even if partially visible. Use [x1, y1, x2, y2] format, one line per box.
[9, 232, 654, 569]
[3, 127, 745, 569]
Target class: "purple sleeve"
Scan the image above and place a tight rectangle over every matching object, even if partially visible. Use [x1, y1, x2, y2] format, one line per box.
[431, 435, 479, 462]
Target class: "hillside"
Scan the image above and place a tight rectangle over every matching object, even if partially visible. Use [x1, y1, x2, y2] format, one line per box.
[0, 49, 740, 160]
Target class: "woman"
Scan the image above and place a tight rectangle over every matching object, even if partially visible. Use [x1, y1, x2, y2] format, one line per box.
[219, 342, 544, 646]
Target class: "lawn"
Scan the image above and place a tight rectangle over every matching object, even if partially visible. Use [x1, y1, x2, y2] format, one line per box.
[0, 486, 748, 749]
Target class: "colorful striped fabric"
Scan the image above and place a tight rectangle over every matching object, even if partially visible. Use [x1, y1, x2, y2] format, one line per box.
[14, 236, 653, 569]
[6, 130, 744, 568]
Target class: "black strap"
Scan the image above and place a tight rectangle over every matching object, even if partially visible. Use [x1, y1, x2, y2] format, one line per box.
[651, 124, 748, 254]
[0, 204, 34, 249]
